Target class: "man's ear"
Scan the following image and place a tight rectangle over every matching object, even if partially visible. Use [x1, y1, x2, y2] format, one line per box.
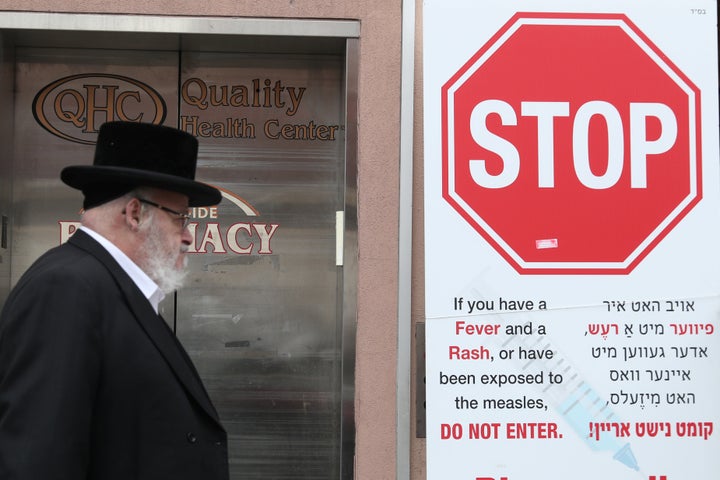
[122, 197, 143, 231]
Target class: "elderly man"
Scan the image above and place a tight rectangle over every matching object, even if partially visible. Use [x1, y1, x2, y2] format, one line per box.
[0, 122, 229, 479]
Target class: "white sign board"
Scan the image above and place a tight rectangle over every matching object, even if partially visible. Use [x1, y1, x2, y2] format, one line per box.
[424, 1, 720, 479]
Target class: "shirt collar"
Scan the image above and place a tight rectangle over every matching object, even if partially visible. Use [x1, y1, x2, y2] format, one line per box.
[80, 226, 165, 313]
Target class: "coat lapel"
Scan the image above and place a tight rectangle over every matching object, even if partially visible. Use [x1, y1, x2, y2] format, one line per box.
[68, 230, 222, 427]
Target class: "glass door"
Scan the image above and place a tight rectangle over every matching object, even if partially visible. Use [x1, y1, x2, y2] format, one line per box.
[176, 50, 347, 479]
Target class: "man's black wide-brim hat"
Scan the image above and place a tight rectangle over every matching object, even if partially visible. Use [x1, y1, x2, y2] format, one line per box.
[61, 121, 222, 208]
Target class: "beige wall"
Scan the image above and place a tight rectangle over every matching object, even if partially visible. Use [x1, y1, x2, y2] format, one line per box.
[0, 0, 416, 478]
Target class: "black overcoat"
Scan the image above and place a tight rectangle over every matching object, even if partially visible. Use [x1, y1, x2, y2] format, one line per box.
[0, 230, 229, 479]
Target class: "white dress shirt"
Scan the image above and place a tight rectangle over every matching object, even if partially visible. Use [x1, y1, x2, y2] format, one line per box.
[80, 226, 165, 314]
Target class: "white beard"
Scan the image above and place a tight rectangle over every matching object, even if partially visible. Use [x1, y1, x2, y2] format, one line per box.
[139, 213, 188, 294]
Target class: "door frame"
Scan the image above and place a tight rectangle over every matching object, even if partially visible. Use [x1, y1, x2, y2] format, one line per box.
[0, 11, 359, 480]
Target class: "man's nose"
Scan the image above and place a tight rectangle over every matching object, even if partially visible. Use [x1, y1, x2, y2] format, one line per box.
[181, 225, 193, 245]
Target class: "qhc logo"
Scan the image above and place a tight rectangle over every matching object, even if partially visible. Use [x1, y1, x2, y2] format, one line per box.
[33, 73, 167, 144]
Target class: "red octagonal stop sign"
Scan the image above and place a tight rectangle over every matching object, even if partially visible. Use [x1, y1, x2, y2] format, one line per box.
[442, 12, 702, 274]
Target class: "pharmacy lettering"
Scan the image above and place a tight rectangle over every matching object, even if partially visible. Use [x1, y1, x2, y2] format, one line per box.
[59, 189, 279, 256]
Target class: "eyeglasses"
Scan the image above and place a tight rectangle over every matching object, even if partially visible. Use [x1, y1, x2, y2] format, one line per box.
[136, 198, 191, 228]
